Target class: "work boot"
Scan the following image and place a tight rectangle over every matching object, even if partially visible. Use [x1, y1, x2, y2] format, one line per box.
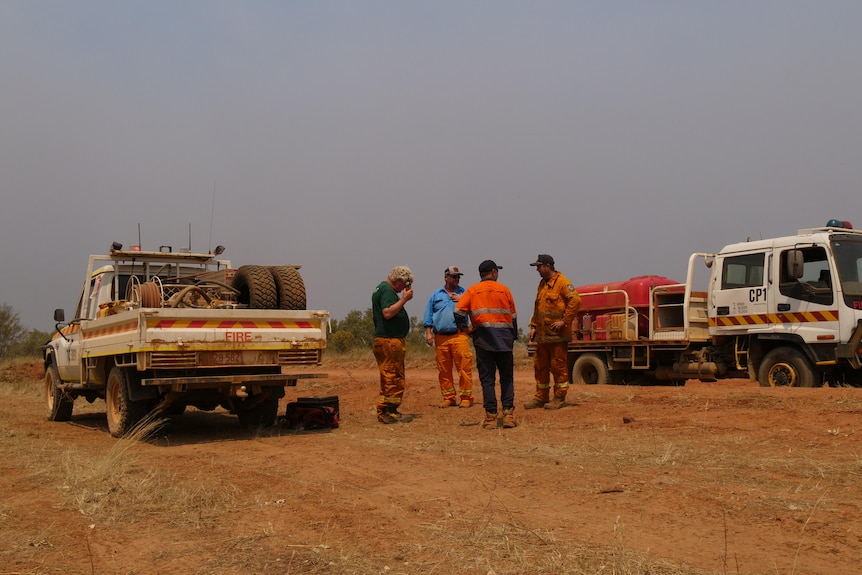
[523, 397, 545, 410]
[378, 412, 398, 424]
[390, 409, 414, 423]
[440, 398, 457, 408]
[459, 398, 473, 408]
[502, 408, 517, 428]
[544, 397, 567, 410]
[482, 411, 498, 429]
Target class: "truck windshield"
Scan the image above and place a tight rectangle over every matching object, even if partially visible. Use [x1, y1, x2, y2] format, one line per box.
[831, 238, 862, 296]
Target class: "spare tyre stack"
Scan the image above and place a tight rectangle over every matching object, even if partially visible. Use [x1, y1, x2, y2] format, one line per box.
[232, 265, 278, 309]
[231, 264, 307, 310]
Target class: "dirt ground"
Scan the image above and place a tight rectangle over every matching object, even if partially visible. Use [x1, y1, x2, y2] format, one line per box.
[2, 358, 861, 575]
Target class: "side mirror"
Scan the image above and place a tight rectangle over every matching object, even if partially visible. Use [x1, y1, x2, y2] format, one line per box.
[54, 308, 65, 322]
[786, 250, 805, 279]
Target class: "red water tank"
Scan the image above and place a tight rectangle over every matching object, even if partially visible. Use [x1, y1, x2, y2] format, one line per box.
[575, 275, 680, 336]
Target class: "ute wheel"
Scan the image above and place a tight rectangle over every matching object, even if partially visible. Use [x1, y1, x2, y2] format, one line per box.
[45, 362, 74, 421]
[757, 347, 817, 388]
[232, 265, 277, 309]
[237, 397, 279, 428]
[571, 353, 610, 385]
[106, 367, 151, 437]
[269, 266, 307, 310]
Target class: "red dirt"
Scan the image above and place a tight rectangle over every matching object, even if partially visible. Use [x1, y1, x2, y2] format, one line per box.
[2, 361, 861, 574]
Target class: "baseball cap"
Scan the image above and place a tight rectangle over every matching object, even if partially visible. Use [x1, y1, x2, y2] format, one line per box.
[529, 254, 555, 267]
[478, 260, 502, 274]
[444, 266, 463, 277]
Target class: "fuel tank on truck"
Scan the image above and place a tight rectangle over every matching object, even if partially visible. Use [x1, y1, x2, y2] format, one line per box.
[575, 275, 680, 336]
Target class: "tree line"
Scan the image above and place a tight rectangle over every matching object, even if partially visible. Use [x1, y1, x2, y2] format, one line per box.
[328, 308, 527, 352]
[328, 308, 427, 352]
[0, 303, 51, 361]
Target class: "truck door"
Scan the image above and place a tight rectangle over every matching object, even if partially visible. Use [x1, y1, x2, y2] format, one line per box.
[711, 251, 768, 334]
[54, 288, 87, 382]
[55, 270, 112, 382]
[772, 245, 838, 339]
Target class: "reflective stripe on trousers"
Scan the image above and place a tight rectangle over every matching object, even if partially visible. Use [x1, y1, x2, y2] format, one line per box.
[533, 341, 569, 402]
[434, 332, 473, 400]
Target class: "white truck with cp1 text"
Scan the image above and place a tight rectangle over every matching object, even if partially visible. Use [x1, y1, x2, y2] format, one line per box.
[564, 221, 862, 388]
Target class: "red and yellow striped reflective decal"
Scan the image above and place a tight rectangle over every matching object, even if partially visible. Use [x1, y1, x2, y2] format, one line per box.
[51, 324, 80, 341]
[82, 320, 140, 339]
[147, 319, 316, 329]
[710, 310, 838, 327]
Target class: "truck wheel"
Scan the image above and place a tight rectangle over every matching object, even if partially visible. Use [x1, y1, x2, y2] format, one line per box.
[237, 397, 279, 428]
[45, 363, 73, 421]
[572, 353, 609, 385]
[757, 347, 816, 388]
[106, 367, 151, 437]
[232, 265, 277, 309]
[269, 266, 307, 310]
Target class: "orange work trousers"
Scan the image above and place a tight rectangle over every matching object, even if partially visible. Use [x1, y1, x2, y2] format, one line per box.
[434, 332, 473, 402]
[373, 337, 406, 417]
[533, 341, 569, 402]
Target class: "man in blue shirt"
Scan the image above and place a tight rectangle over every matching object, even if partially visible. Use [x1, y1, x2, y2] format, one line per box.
[423, 266, 474, 408]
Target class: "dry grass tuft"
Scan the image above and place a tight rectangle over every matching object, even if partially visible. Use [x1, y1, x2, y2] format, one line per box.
[198, 509, 715, 575]
[59, 415, 237, 527]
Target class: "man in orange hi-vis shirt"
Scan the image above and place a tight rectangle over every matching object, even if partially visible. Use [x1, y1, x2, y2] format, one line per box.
[454, 260, 518, 430]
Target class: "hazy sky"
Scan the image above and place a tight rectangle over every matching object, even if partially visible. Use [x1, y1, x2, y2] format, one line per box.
[3, 2, 862, 331]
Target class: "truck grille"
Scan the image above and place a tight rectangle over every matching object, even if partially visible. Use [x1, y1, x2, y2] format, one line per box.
[278, 349, 322, 365]
[147, 349, 321, 369]
[149, 351, 197, 369]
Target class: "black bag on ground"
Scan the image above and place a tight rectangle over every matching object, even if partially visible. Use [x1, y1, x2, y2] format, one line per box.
[283, 396, 339, 430]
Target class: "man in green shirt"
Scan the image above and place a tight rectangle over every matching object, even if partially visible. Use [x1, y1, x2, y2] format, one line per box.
[372, 265, 414, 423]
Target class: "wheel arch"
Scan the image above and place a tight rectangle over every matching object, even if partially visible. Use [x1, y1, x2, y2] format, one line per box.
[43, 348, 56, 373]
[748, 334, 821, 378]
[757, 343, 821, 387]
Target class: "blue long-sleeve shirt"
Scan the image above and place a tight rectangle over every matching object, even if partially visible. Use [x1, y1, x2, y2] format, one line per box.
[423, 285, 466, 334]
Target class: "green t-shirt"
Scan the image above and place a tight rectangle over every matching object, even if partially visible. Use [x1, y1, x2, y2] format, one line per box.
[372, 281, 410, 338]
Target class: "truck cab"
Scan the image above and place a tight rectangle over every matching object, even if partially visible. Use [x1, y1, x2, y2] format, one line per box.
[710, 222, 862, 386]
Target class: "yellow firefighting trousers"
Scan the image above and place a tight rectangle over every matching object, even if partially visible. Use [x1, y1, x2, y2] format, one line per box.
[434, 332, 473, 402]
[533, 341, 569, 402]
[373, 337, 406, 416]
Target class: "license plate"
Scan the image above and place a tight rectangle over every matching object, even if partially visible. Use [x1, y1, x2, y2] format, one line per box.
[199, 351, 243, 366]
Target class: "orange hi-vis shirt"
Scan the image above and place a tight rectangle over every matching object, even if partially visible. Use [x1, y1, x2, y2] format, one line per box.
[454, 279, 518, 352]
[530, 271, 581, 343]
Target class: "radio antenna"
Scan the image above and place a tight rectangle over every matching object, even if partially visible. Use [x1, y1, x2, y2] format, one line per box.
[188, 223, 192, 252]
[209, 182, 216, 252]
[137, 223, 142, 250]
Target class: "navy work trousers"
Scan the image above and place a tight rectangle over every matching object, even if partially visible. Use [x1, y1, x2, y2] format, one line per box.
[475, 346, 514, 414]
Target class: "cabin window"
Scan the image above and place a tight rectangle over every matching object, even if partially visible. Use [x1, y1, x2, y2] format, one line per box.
[721, 253, 765, 290]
